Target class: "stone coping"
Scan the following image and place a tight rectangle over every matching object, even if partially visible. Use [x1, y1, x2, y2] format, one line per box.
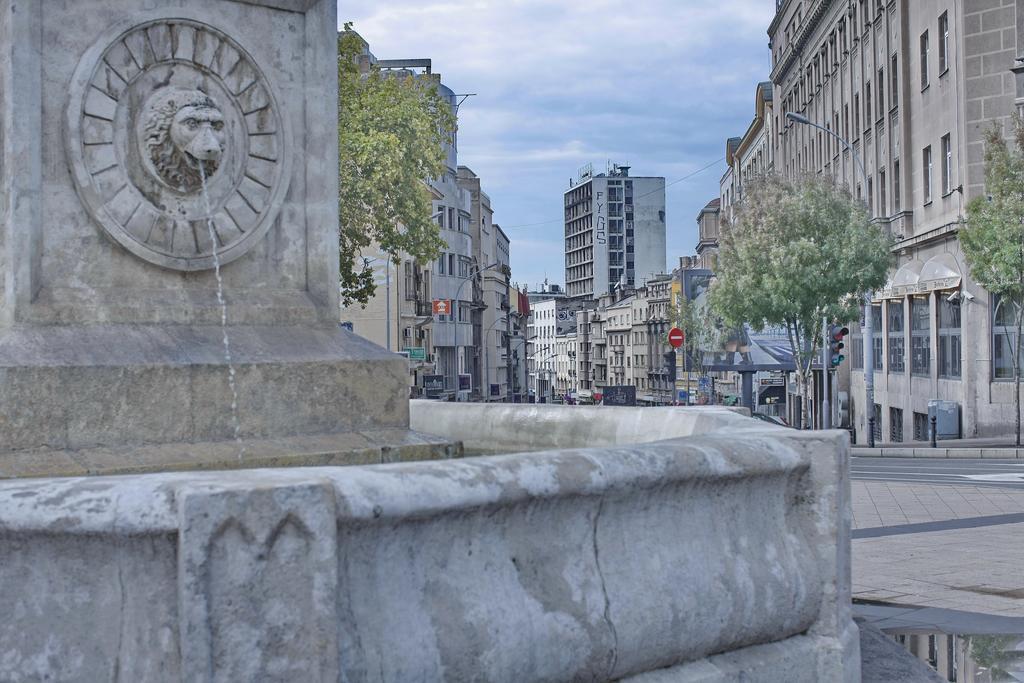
[0, 431, 808, 535]
[0, 429, 456, 480]
[410, 400, 758, 453]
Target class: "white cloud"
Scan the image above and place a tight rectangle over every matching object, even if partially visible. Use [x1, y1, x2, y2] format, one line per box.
[341, 1, 773, 289]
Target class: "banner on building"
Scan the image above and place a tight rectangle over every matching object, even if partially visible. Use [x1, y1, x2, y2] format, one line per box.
[602, 385, 637, 407]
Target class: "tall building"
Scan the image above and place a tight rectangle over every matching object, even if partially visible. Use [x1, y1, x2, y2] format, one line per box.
[564, 163, 666, 299]
[768, 0, 1022, 440]
[458, 166, 513, 401]
[341, 39, 509, 400]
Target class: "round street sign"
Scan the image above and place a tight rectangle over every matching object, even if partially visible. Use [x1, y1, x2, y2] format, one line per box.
[668, 327, 685, 348]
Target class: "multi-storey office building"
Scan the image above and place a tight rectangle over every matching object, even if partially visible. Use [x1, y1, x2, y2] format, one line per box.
[721, 82, 776, 223]
[769, 0, 1021, 440]
[526, 293, 591, 401]
[457, 166, 513, 401]
[563, 163, 666, 299]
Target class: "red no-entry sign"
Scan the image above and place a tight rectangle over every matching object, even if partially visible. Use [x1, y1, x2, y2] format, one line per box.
[668, 327, 684, 348]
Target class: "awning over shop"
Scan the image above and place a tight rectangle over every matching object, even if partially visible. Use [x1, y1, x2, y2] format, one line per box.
[919, 252, 962, 291]
[874, 254, 962, 300]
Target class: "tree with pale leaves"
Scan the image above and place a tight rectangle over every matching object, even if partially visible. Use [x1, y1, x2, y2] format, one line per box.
[963, 117, 1024, 446]
[338, 26, 455, 307]
[711, 173, 892, 429]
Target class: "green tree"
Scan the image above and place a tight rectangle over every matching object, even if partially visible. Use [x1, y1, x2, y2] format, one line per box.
[968, 635, 1024, 680]
[964, 118, 1024, 446]
[710, 174, 892, 429]
[338, 26, 456, 306]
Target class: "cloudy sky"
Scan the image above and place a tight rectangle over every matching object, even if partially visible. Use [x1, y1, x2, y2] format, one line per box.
[340, 0, 774, 290]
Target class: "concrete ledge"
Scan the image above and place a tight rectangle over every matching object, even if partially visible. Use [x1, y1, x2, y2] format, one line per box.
[0, 407, 859, 681]
[0, 324, 409, 452]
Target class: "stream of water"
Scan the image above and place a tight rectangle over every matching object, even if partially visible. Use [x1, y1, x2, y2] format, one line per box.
[198, 165, 245, 460]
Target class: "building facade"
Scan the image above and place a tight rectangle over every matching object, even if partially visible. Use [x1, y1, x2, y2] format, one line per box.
[563, 163, 666, 299]
[769, 0, 1023, 441]
[340, 46, 512, 400]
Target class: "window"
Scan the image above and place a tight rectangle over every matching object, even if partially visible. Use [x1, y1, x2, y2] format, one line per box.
[873, 404, 883, 442]
[877, 68, 885, 119]
[920, 30, 929, 89]
[888, 300, 905, 373]
[993, 294, 1023, 379]
[865, 83, 872, 130]
[923, 145, 933, 203]
[891, 54, 898, 107]
[438, 253, 446, 275]
[879, 168, 887, 216]
[852, 335, 864, 369]
[938, 297, 961, 378]
[404, 261, 415, 301]
[872, 304, 884, 370]
[913, 411, 930, 441]
[448, 253, 455, 276]
[436, 208, 445, 228]
[854, 93, 860, 135]
[893, 159, 901, 211]
[890, 408, 904, 442]
[911, 297, 930, 375]
[941, 133, 952, 195]
[938, 12, 949, 74]
[867, 178, 874, 215]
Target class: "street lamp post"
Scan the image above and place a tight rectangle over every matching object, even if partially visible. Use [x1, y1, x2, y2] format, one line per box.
[785, 111, 873, 443]
[537, 351, 558, 404]
[452, 261, 502, 400]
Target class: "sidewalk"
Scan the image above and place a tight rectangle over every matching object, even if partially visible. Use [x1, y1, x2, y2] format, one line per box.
[852, 480, 1024, 616]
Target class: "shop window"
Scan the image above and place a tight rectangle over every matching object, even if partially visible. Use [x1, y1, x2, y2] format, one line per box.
[890, 407, 903, 442]
[938, 297, 961, 378]
[911, 297, 930, 375]
[888, 301, 905, 373]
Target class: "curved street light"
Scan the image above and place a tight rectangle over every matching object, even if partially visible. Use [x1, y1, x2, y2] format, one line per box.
[785, 110, 874, 443]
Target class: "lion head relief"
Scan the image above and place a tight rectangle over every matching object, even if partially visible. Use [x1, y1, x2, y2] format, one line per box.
[141, 87, 226, 194]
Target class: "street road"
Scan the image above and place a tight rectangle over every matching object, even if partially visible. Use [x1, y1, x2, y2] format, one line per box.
[851, 457, 1024, 489]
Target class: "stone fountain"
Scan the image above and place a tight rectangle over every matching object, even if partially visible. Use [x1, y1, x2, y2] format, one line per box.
[0, 0, 449, 477]
[0, 1, 861, 680]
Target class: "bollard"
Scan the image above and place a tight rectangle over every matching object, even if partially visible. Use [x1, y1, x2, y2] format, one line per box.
[930, 415, 937, 448]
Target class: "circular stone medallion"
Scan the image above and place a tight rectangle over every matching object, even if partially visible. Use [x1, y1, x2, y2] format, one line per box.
[66, 14, 292, 271]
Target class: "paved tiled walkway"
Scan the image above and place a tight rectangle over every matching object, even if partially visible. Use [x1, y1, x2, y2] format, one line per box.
[853, 481, 1024, 616]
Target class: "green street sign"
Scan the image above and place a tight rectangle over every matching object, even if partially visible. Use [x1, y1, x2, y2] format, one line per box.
[405, 347, 426, 361]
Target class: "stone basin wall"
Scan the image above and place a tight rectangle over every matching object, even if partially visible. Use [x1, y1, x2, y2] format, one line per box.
[0, 405, 858, 681]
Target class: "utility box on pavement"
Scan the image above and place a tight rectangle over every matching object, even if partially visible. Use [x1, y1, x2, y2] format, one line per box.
[927, 400, 961, 440]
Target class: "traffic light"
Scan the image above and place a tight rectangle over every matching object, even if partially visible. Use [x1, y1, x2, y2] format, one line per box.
[829, 325, 849, 368]
[664, 350, 677, 383]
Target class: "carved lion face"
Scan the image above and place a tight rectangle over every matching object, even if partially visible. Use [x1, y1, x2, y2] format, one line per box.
[142, 88, 226, 194]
